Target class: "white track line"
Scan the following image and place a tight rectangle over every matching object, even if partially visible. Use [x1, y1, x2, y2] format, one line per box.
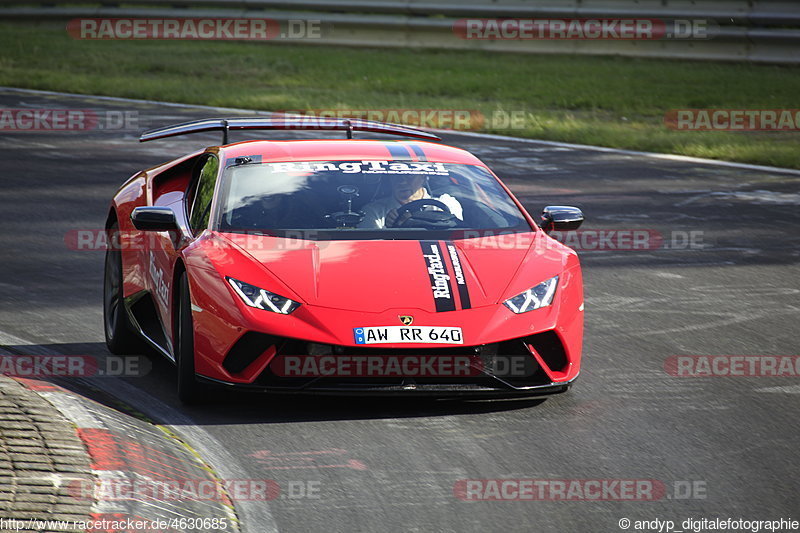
[3, 85, 800, 177]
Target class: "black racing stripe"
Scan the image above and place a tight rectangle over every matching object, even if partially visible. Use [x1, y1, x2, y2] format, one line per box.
[419, 240, 456, 312]
[445, 241, 471, 310]
[385, 142, 413, 161]
[406, 143, 428, 161]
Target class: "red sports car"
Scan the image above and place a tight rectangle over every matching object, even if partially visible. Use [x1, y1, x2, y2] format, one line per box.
[103, 117, 585, 402]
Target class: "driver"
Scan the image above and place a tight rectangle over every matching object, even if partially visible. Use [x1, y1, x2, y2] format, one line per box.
[358, 174, 463, 229]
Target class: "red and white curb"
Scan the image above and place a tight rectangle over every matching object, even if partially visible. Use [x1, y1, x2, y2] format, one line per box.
[15, 377, 239, 532]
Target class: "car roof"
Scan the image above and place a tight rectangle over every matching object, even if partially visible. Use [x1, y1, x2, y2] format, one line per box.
[218, 139, 486, 166]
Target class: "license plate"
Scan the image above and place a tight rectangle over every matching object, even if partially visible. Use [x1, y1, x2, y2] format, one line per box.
[353, 326, 463, 345]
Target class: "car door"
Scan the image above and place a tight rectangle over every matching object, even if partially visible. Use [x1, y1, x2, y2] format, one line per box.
[149, 153, 220, 354]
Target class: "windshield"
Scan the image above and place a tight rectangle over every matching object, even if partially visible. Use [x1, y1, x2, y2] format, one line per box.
[216, 160, 531, 239]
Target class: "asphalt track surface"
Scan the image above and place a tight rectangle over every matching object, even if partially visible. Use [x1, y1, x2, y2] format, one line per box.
[1, 88, 799, 533]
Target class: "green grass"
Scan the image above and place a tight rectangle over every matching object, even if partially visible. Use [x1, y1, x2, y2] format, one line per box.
[2, 21, 800, 167]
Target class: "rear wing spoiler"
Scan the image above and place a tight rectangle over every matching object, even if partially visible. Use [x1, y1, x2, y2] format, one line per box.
[139, 116, 441, 144]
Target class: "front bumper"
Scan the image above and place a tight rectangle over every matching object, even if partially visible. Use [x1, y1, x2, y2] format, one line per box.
[197, 373, 577, 398]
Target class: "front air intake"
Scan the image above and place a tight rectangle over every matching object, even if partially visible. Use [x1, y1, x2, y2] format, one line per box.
[526, 330, 569, 373]
[222, 332, 282, 374]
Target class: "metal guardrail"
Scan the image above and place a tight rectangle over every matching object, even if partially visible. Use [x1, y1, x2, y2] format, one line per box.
[1, 1, 798, 64]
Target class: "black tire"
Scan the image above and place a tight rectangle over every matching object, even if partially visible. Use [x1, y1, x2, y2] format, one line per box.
[103, 223, 144, 354]
[176, 271, 204, 404]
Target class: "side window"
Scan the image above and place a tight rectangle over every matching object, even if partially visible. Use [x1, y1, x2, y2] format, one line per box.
[189, 155, 219, 233]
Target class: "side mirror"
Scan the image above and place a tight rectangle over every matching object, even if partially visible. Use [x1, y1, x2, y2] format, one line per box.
[540, 206, 584, 233]
[131, 207, 179, 232]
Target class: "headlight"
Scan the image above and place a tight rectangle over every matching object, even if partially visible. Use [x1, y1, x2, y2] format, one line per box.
[227, 277, 301, 315]
[503, 276, 558, 314]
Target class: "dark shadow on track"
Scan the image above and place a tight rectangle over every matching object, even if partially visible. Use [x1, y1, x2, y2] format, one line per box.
[1, 342, 552, 426]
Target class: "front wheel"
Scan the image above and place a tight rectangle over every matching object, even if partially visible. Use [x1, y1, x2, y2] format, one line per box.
[103, 223, 144, 354]
[176, 271, 205, 404]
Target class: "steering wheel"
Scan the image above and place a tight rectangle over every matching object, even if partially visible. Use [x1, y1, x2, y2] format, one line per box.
[389, 198, 457, 229]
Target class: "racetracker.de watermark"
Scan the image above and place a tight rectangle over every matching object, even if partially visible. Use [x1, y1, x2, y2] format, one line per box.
[461, 229, 706, 251]
[665, 109, 800, 131]
[0, 109, 138, 132]
[67, 18, 321, 40]
[272, 354, 538, 378]
[276, 109, 548, 130]
[66, 478, 321, 502]
[0, 355, 149, 378]
[453, 19, 714, 40]
[665, 355, 800, 377]
[455, 479, 707, 502]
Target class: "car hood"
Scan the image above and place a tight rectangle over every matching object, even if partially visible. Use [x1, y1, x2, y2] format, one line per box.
[214, 232, 568, 313]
